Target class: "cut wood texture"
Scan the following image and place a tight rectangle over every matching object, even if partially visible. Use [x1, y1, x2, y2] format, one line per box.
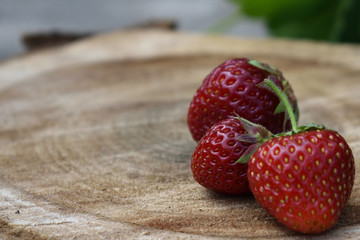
[1, 29, 360, 239]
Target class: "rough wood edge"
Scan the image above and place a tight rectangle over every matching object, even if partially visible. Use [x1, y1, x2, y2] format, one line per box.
[0, 29, 359, 90]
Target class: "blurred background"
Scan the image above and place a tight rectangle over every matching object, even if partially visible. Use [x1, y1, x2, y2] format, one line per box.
[1, 0, 359, 60]
[0, 0, 265, 60]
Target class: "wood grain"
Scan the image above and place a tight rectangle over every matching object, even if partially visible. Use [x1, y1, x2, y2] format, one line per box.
[0, 29, 360, 239]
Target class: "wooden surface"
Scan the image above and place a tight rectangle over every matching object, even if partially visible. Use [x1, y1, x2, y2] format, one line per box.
[0, 29, 360, 239]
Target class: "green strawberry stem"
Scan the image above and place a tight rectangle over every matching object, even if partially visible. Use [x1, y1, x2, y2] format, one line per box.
[236, 78, 326, 165]
[264, 78, 326, 134]
[264, 78, 298, 132]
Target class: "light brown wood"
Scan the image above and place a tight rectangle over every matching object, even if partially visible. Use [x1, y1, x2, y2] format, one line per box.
[0, 29, 360, 239]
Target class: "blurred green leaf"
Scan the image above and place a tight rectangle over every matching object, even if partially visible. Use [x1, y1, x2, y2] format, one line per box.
[229, 0, 360, 43]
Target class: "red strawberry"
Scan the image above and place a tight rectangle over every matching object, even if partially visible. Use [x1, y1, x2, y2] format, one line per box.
[187, 58, 298, 141]
[249, 129, 355, 233]
[191, 117, 271, 195]
[239, 79, 355, 234]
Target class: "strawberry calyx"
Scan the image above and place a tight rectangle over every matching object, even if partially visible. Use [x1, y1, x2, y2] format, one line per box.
[263, 78, 330, 135]
[248, 59, 280, 76]
[249, 59, 299, 131]
[273, 123, 327, 138]
[235, 116, 274, 164]
[236, 78, 328, 164]
[235, 116, 273, 143]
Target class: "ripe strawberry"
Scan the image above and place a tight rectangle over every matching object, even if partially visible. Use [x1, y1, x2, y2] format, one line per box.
[239, 79, 355, 234]
[187, 58, 298, 141]
[191, 117, 271, 195]
[248, 129, 355, 234]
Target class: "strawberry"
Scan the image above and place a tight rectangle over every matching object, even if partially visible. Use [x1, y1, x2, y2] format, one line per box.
[238, 79, 355, 234]
[187, 58, 298, 141]
[249, 128, 355, 233]
[191, 117, 272, 195]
